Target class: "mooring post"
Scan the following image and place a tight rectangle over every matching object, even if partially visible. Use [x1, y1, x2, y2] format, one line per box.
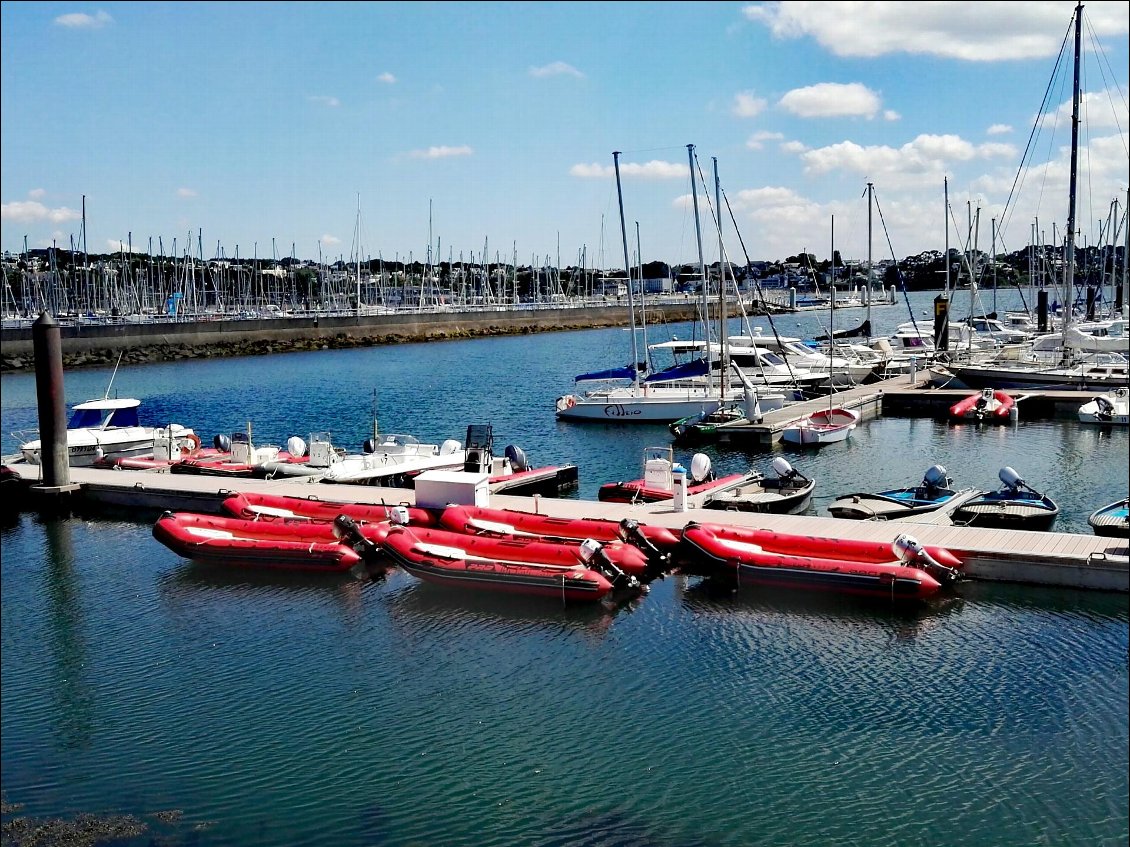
[31, 311, 78, 495]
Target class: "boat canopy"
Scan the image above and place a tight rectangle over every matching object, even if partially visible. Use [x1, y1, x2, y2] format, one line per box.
[574, 365, 638, 383]
[644, 357, 710, 383]
[68, 400, 142, 430]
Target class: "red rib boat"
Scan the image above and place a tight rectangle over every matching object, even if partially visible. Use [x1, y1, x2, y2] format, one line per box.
[377, 524, 620, 602]
[220, 491, 436, 527]
[949, 388, 1015, 422]
[598, 448, 749, 503]
[680, 522, 954, 601]
[152, 511, 375, 572]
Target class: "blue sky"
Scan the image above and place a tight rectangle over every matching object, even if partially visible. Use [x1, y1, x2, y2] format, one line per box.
[2, 1, 1127, 270]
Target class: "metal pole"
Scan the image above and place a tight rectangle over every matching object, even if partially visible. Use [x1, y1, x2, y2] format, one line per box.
[31, 311, 73, 489]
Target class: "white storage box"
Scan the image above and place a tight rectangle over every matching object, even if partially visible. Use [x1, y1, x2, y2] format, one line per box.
[414, 470, 490, 508]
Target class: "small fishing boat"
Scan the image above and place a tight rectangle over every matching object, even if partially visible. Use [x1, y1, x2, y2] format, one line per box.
[780, 406, 859, 446]
[1088, 497, 1129, 537]
[597, 447, 751, 504]
[376, 523, 639, 603]
[827, 464, 960, 521]
[152, 510, 380, 572]
[951, 467, 1059, 531]
[701, 457, 814, 515]
[949, 388, 1016, 423]
[16, 396, 197, 467]
[1078, 387, 1129, 425]
[680, 522, 961, 601]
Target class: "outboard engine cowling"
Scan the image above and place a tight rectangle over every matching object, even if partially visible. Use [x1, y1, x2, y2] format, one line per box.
[579, 538, 641, 593]
[213, 433, 231, 452]
[286, 436, 308, 457]
[923, 464, 949, 489]
[892, 533, 961, 584]
[504, 444, 528, 472]
[999, 466, 1024, 490]
[689, 453, 712, 483]
[771, 457, 796, 479]
[363, 438, 378, 454]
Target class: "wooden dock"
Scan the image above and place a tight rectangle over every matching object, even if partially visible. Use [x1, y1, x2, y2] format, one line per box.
[5, 460, 1126, 593]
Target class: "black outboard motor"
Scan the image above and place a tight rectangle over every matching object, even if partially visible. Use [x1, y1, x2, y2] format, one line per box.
[617, 518, 671, 575]
[331, 514, 382, 563]
[213, 433, 231, 452]
[578, 538, 642, 593]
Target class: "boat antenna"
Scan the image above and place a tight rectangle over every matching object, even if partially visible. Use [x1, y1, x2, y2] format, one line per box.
[104, 351, 125, 399]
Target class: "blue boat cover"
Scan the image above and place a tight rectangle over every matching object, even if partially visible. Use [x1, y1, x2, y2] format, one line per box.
[644, 357, 710, 383]
[574, 365, 637, 383]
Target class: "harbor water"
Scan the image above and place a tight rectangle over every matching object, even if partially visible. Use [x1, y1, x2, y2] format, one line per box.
[2, 290, 1128, 846]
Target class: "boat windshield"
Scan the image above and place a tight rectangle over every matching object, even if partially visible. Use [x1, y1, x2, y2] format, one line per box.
[68, 406, 141, 429]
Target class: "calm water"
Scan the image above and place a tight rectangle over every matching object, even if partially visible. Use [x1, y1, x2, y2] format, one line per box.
[2, 291, 1128, 846]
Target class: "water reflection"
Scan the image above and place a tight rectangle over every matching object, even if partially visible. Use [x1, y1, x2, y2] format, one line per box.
[40, 516, 93, 750]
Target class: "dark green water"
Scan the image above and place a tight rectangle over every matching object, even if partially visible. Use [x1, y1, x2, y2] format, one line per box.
[2, 291, 1128, 845]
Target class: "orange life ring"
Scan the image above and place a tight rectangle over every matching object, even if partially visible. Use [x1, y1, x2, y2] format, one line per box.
[181, 433, 202, 455]
[566, 396, 576, 409]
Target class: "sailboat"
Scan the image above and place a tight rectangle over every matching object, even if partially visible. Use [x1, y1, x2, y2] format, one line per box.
[780, 215, 860, 446]
[946, 2, 1129, 392]
[555, 146, 729, 424]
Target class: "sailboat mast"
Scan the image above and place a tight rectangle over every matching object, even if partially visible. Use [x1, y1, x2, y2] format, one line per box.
[687, 144, 711, 389]
[713, 157, 727, 403]
[612, 151, 640, 388]
[1062, 0, 1083, 348]
[866, 181, 873, 335]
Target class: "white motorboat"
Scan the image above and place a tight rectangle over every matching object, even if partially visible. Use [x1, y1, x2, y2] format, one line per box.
[780, 406, 859, 446]
[1078, 387, 1130, 425]
[319, 433, 465, 485]
[16, 396, 196, 466]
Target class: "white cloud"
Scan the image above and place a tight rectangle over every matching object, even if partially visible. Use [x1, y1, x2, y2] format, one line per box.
[28, 188, 46, 199]
[779, 82, 882, 119]
[106, 239, 133, 252]
[529, 61, 584, 79]
[177, 187, 197, 198]
[308, 95, 341, 107]
[745, 130, 784, 150]
[987, 124, 1013, 135]
[409, 145, 473, 159]
[377, 72, 396, 84]
[54, 10, 113, 29]
[569, 160, 687, 179]
[1, 201, 80, 225]
[321, 234, 342, 246]
[1038, 88, 1129, 132]
[741, 2, 1129, 62]
[732, 91, 767, 118]
[883, 109, 900, 122]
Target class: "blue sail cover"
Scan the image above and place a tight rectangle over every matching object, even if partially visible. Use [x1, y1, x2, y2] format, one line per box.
[644, 357, 710, 383]
[574, 365, 638, 383]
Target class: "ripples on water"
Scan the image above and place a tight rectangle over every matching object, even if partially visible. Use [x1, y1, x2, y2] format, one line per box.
[1, 292, 1128, 845]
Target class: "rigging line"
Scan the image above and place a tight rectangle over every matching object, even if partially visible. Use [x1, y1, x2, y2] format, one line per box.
[718, 184, 804, 384]
[871, 188, 922, 337]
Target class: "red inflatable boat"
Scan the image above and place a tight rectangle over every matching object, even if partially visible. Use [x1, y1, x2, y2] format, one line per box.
[378, 524, 623, 602]
[949, 388, 1015, 422]
[220, 491, 436, 527]
[681, 522, 948, 601]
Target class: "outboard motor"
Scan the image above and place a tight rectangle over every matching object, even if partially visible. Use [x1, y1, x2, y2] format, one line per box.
[578, 538, 642, 593]
[689, 453, 713, 484]
[388, 506, 410, 526]
[922, 464, 949, 491]
[331, 514, 382, 563]
[892, 533, 961, 585]
[1096, 396, 1114, 419]
[999, 466, 1025, 491]
[772, 456, 799, 480]
[286, 435, 308, 457]
[504, 444, 528, 472]
[362, 438, 378, 454]
[617, 518, 670, 574]
[213, 433, 231, 452]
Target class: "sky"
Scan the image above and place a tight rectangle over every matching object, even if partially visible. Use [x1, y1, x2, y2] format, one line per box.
[1, 1, 1128, 271]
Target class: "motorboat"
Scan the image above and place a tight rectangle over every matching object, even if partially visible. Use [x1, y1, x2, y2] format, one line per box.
[16, 396, 197, 467]
[318, 432, 465, 485]
[948, 388, 1016, 423]
[597, 447, 751, 504]
[780, 406, 859, 446]
[951, 467, 1059, 531]
[460, 424, 579, 495]
[827, 464, 962, 521]
[375, 523, 639, 603]
[701, 457, 815, 515]
[679, 522, 962, 601]
[1088, 498, 1129, 538]
[172, 429, 304, 478]
[1078, 387, 1129, 425]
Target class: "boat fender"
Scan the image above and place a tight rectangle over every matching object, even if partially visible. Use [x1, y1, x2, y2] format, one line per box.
[182, 433, 202, 455]
[892, 533, 961, 584]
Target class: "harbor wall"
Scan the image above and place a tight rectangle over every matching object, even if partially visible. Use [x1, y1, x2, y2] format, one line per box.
[0, 300, 704, 371]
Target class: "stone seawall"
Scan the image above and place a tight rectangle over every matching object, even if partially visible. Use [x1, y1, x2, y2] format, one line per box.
[0, 302, 704, 372]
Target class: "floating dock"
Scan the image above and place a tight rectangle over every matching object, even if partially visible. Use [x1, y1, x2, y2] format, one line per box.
[4, 460, 1126, 593]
